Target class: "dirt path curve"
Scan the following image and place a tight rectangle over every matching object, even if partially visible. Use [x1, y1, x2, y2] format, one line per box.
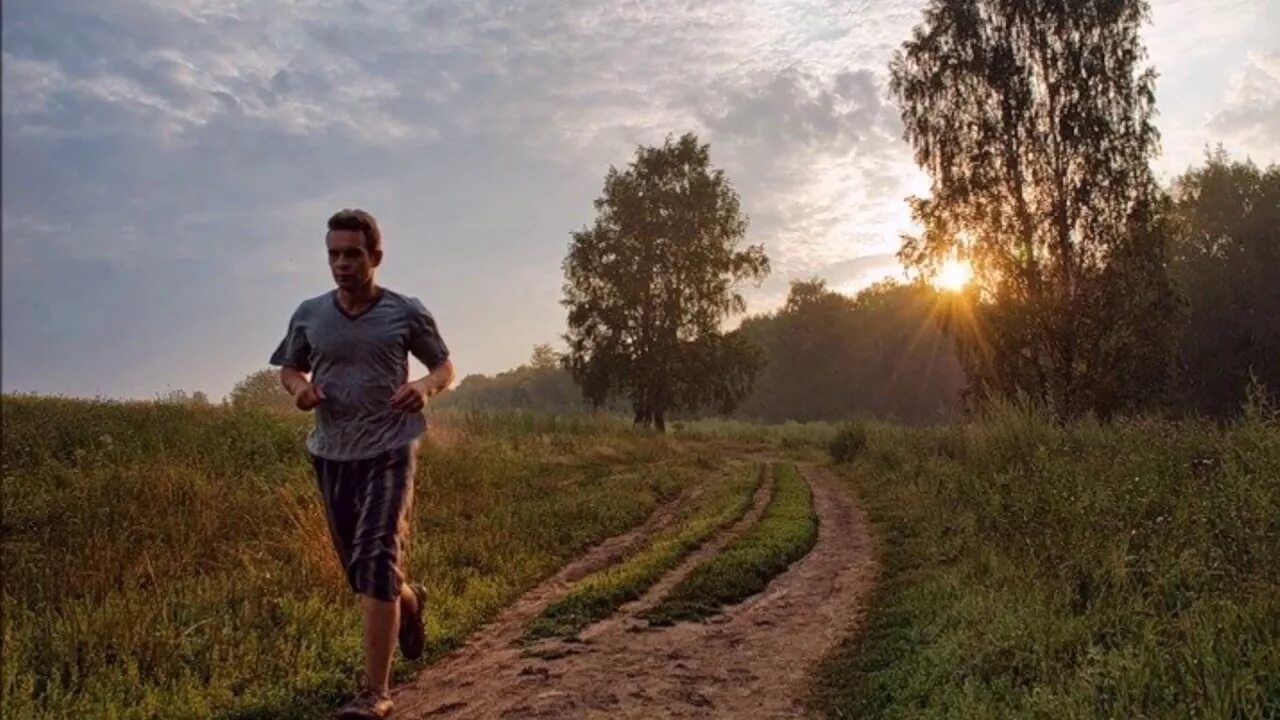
[395, 476, 703, 705]
[392, 463, 877, 719]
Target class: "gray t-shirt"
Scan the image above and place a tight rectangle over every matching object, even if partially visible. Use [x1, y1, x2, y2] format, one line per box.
[269, 288, 450, 461]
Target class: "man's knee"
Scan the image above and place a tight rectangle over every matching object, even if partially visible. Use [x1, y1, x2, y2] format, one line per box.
[349, 554, 403, 603]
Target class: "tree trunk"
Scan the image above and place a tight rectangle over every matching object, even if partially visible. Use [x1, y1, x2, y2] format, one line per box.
[633, 404, 651, 427]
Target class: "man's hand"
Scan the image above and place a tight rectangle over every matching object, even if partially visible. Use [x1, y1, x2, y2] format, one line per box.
[281, 367, 325, 412]
[390, 379, 429, 413]
[293, 382, 326, 411]
[391, 360, 453, 413]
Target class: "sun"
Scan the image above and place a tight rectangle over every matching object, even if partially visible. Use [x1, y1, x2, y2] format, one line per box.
[935, 258, 973, 291]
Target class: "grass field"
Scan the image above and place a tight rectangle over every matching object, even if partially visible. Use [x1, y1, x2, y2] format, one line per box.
[645, 462, 818, 625]
[815, 401, 1280, 719]
[0, 398, 710, 719]
[523, 461, 763, 641]
[5, 395, 1277, 719]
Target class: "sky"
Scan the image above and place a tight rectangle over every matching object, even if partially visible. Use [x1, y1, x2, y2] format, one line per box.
[3, 0, 1278, 401]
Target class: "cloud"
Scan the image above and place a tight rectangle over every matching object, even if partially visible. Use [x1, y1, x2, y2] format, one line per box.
[2, 0, 1274, 398]
[2, 1, 917, 272]
[817, 253, 905, 291]
[704, 68, 895, 148]
[1207, 52, 1280, 156]
[689, 66, 921, 282]
[0, 0, 928, 399]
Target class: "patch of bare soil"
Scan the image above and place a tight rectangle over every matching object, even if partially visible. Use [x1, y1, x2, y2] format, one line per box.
[392, 464, 877, 719]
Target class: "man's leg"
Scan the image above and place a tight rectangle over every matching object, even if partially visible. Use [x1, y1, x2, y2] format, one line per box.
[346, 444, 418, 699]
[315, 456, 394, 718]
[386, 439, 428, 661]
[398, 584, 419, 617]
[361, 595, 400, 693]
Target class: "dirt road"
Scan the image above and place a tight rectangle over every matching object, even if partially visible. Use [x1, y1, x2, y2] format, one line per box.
[391, 464, 877, 719]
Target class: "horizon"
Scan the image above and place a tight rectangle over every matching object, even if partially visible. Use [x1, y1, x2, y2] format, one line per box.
[3, 0, 1278, 402]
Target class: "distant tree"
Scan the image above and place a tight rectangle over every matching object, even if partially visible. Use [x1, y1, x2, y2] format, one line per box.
[1168, 149, 1280, 417]
[155, 388, 211, 407]
[529, 343, 561, 370]
[156, 389, 191, 405]
[229, 368, 295, 413]
[434, 344, 597, 414]
[737, 279, 964, 423]
[783, 278, 843, 314]
[890, 0, 1178, 419]
[563, 133, 770, 430]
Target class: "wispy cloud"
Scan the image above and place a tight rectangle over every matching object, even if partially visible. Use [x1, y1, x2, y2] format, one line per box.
[1207, 52, 1280, 156]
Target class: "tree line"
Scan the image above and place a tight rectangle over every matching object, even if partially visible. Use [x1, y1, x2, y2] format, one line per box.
[228, 145, 1275, 424]
[436, 279, 968, 425]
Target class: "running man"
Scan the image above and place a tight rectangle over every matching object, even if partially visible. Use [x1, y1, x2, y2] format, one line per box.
[270, 208, 455, 719]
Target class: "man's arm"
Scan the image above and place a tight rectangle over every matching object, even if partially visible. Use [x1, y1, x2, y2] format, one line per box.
[396, 297, 453, 411]
[280, 366, 325, 411]
[414, 357, 455, 398]
[280, 366, 310, 396]
[390, 358, 455, 411]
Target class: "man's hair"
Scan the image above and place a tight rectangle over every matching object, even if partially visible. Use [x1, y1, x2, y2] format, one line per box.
[327, 209, 382, 254]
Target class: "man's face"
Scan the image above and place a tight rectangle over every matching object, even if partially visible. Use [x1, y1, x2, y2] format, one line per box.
[326, 230, 380, 290]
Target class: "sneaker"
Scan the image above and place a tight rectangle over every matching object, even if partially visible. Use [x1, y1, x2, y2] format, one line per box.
[336, 687, 393, 720]
[399, 583, 429, 661]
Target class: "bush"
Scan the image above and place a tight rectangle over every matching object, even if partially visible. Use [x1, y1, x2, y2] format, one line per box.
[829, 420, 869, 464]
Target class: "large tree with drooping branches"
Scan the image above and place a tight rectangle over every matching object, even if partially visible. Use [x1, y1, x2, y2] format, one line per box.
[891, 0, 1179, 418]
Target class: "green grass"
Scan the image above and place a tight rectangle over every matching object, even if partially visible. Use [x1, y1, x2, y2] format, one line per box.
[8, 395, 1276, 719]
[523, 462, 764, 642]
[672, 418, 839, 449]
[645, 462, 819, 625]
[814, 399, 1280, 720]
[0, 397, 703, 720]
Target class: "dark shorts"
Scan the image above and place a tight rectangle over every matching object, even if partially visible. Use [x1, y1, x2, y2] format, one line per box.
[310, 443, 418, 602]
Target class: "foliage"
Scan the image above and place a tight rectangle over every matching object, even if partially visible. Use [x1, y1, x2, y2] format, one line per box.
[890, 0, 1178, 419]
[155, 388, 212, 406]
[562, 132, 770, 430]
[524, 463, 762, 641]
[435, 280, 964, 426]
[528, 343, 562, 370]
[0, 396, 698, 719]
[1168, 149, 1280, 418]
[736, 279, 965, 423]
[670, 418, 840, 449]
[436, 346, 595, 415]
[227, 367, 295, 413]
[645, 463, 818, 625]
[815, 403, 1280, 719]
[829, 420, 870, 464]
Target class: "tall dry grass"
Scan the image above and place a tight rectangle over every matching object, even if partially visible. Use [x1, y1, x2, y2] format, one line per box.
[1, 397, 701, 719]
[817, 398, 1280, 719]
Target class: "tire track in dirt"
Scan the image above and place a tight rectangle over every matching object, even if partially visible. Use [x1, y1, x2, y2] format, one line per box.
[568, 462, 773, 642]
[399, 475, 704, 686]
[393, 464, 877, 719]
